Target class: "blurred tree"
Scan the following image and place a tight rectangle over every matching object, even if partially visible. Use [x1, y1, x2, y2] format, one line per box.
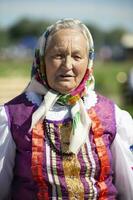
[0, 29, 10, 47]
[0, 18, 128, 51]
[104, 28, 126, 46]
[8, 18, 52, 42]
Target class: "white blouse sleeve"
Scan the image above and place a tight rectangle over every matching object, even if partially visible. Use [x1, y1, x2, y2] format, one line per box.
[0, 105, 16, 200]
[111, 105, 133, 200]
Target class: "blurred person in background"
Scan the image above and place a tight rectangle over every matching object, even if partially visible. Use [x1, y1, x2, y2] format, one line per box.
[0, 19, 133, 200]
[127, 67, 133, 103]
[122, 67, 133, 106]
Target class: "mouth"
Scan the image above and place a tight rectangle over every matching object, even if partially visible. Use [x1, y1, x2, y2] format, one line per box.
[59, 74, 75, 78]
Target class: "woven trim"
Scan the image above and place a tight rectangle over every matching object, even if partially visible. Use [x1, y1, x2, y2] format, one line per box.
[89, 108, 111, 199]
[31, 122, 49, 200]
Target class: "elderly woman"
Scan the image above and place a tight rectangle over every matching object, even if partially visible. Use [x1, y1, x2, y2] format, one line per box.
[0, 19, 133, 200]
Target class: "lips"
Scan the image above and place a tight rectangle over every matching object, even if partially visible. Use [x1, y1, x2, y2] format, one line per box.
[59, 74, 75, 78]
[57, 73, 75, 81]
[60, 75, 73, 77]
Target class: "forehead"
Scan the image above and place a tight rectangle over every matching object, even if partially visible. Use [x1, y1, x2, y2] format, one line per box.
[45, 29, 87, 51]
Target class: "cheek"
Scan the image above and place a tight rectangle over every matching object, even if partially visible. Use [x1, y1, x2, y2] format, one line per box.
[45, 59, 61, 74]
[76, 63, 88, 79]
[45, 63, 60, 87]
[46, 67, 55, 83]
[45, 60, 55, 78]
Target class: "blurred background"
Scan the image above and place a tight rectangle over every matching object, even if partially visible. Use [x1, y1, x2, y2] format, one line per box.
[0, 0, 133, 115]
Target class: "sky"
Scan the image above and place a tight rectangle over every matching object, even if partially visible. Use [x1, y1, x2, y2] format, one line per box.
[0, 0, 133, 32]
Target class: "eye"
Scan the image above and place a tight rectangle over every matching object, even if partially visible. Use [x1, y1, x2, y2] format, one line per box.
[73, 55, 81, 60]
[54, 53, 64, 59]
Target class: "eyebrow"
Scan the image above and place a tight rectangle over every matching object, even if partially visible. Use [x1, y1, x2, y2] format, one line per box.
[71, 50, 82, 54]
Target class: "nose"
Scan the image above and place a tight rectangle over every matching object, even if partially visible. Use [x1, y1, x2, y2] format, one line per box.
[64, 55, 73, 70]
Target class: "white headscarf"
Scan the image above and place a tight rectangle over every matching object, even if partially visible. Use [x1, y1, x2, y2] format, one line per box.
[26, 19, 95, 154]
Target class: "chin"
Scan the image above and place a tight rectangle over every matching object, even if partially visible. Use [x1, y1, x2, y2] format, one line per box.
[55, 85, 76, 94]
[58, 89, 73, 94]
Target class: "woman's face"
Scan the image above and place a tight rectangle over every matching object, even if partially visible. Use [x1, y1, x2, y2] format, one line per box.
[44, 29, 88, 94]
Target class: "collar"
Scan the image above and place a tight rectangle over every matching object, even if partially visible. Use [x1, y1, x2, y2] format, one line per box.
[25, 90, 97, 121]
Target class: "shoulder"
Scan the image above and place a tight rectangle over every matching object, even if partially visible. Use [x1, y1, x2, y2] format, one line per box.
[115, 104, 133, 138]
[5, 91, 42, 107]
[84, 91, 115, 111]
[5, 92, 32, 106]
[4, 92, 40, 125]
[92, 92, 115, 116]
[85, 91, 115, 120]
[96, 92, 114, 105]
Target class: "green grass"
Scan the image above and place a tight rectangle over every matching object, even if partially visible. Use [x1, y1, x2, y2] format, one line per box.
[94, 60, 132, 96]
[0, 59, 133, 115]
[94, 60, 133, 115]
[0, 59, 31, 77]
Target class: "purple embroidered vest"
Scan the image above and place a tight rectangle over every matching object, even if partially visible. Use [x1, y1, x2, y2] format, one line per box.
[5, 92, 117, 200]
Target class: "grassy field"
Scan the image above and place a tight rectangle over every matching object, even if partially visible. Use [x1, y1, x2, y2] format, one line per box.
[94, 60, 133, 116]
[0, 59, 133, 115]
[0, 59, 31, 103]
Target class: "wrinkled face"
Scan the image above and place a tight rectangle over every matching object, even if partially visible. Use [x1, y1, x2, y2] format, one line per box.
[44, 29, 88, 94]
